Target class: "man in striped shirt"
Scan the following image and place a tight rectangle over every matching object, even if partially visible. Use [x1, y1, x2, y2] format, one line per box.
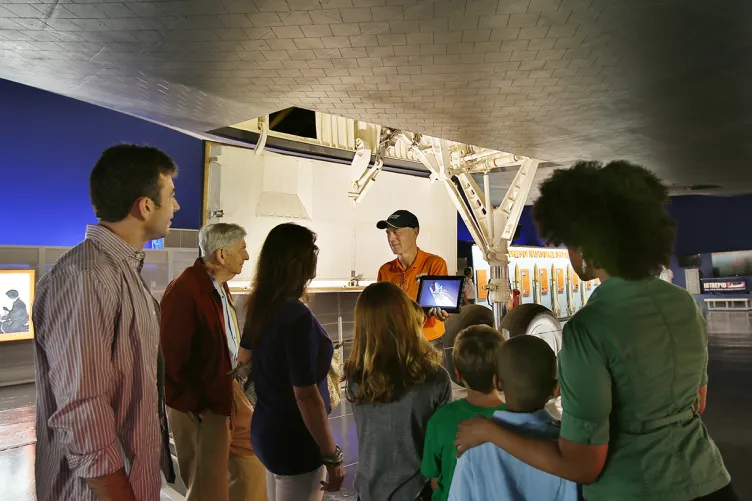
[33, 145, 180, 501]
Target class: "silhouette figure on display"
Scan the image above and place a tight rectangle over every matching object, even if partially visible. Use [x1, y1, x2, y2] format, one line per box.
[0, 289, 29, 334]
[429, 281, 457, 308]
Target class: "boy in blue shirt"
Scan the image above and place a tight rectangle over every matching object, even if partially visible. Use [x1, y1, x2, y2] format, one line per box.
[448, 335, 578, 501]
[421, 324, 507, 501]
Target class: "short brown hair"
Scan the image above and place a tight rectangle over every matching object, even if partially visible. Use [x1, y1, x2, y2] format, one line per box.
[453, 325, 505, 393]
[497, 335, 557, 411]
[90, 144, 178, 223]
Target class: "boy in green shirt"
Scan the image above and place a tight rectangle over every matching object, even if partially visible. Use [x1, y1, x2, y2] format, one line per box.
[421, 324, 507, 501]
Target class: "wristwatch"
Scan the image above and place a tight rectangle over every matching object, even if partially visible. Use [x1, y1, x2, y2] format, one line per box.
[322, 445, 344, 467]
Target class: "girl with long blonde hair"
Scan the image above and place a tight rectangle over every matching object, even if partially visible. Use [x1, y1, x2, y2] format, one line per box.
[345, 281, 452, 501]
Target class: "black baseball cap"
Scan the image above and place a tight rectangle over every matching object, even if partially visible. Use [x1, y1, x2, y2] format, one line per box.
[376, 210, 420, 230]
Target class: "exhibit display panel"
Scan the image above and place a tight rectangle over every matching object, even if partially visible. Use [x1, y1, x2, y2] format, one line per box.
[0, 244, 199, 305]
[472, 245, 600, 317]
[0, 244, 199, 385]
[0, 241, 366, 385]
[0, 270, 34, 341]
[205, 143, 458, 288]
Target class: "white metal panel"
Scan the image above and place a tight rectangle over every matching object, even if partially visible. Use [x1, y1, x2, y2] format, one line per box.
[313, 221, 354, 281]
[206, 161, 222, 219]
[142, 251, 169, 295]
[354, 222, 395, 281]
[207, 146, 457, 283]
[685, 269, 702, 295]
[316, 112, 356, 151]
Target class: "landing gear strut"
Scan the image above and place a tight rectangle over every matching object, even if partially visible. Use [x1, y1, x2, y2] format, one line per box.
[349, 131, 561, 346]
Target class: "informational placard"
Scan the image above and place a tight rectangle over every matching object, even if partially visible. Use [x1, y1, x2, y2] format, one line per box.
[476, 269, 488, 299]
[701, 278, 748, 293]
[521, 269, 531, 296]
[0, 270, 35, 342]
[540, 268, 549, 294]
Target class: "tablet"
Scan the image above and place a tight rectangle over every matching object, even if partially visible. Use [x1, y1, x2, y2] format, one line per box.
[416, 276, 465, 314]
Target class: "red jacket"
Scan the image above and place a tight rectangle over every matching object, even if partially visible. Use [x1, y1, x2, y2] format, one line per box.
[161, 259, 235, 416]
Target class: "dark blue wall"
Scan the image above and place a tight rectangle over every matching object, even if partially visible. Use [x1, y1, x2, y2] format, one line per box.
[666, 195, 752, 255]
[457, 206, 543, 246]
[459, 195, 752, 256]
[0, 79, 203, 247]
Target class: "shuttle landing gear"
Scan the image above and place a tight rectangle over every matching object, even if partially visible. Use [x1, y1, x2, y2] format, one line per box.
[501, 304, 562, 355]
[348, 130, 560, 349]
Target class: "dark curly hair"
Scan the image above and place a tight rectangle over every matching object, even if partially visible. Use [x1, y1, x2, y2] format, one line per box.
[532, 160, 675, 280]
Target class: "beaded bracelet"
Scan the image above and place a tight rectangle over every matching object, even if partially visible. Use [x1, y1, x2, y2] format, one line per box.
[322, 445, 344, 467]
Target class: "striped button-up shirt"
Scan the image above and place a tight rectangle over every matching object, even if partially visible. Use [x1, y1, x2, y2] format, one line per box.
[33, 225, 168, 501]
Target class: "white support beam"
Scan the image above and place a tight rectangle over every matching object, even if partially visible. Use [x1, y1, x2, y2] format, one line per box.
[352, 131, 542, 327]
[406, 136, 539, 265]
[443, 174, 488, 253]
[454, 173, 489, 249]
[498, 157, 539, 242]
[401, 133, 540, 328]
[348, 130, 403, 204]
[254, 115, 269, 157]
[350, 158, 382, 203]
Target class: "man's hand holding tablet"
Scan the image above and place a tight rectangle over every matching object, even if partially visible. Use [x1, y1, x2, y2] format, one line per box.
[428, 307, 451, 321]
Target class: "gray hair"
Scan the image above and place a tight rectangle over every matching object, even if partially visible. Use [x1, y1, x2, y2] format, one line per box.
[199, 223, 247, 258]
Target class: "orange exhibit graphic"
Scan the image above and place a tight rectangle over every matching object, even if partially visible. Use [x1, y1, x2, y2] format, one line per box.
[521, 269, 531, 296]
[540, 268, 549, 293]
[476, 269, 488, 299]
[573, 271, 580, 291]
[556, 268, 565, 293]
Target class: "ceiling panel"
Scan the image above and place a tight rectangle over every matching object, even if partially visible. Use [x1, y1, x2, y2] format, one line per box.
[1, 0, 751, 194]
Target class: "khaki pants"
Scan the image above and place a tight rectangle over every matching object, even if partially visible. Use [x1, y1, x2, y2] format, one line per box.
[168, 381, 266, 501]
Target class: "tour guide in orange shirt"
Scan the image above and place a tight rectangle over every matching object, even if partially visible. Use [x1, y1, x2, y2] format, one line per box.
[376, 210, 450, 345]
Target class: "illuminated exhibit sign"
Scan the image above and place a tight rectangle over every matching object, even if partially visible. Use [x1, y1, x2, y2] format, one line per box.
[509, 247, 569, 259]
[144, 238, 164, 250]
[702, 279, 747, 293]
[0, 270, 35, 342]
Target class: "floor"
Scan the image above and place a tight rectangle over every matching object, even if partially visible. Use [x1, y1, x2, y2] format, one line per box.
[1, 310, 750, 501]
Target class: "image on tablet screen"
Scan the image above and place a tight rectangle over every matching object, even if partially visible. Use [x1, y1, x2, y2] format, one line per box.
[419, 279, 462, 308]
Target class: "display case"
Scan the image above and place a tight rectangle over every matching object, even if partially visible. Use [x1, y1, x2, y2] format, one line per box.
[0, 243, 198, 385]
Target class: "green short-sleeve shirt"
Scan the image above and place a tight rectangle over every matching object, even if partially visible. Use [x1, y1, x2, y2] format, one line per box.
[421, 399, 506, 501]
[559, 277, 730, 501]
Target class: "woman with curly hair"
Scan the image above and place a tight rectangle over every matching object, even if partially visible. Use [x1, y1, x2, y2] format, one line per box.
[455, 161, 736, 501]
[345, 281, 452, 501]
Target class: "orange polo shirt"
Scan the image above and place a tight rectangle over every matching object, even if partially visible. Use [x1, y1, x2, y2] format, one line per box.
[377, 248, 449, 341]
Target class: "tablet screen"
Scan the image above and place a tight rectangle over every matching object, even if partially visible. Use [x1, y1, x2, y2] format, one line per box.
[416, 276, 465, 313]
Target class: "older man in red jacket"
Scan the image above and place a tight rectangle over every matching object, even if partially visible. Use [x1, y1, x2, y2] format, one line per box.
[161, 223, 264, 501]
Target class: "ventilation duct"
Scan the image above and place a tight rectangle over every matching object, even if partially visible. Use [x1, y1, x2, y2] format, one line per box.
[255, 155, 312, 220]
